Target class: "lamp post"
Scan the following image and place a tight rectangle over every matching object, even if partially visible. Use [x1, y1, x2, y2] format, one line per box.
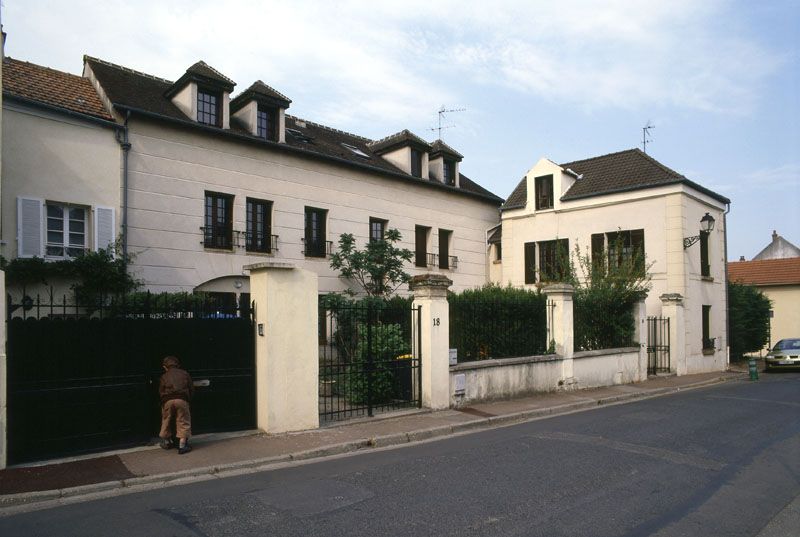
[683, 213, 715, 249]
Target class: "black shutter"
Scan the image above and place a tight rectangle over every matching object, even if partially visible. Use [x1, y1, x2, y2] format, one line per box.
[700, 232, 710, 276]
[524, 242, 536, 284]
[591, 233, 604, 271]
[439, 230, 450, 269]
[415, 226, 428, 267]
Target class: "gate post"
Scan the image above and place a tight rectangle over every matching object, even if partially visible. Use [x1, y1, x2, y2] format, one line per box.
[410, 274, 451, 410]
[544, 283, 575, 388]
[0, 271, 6, 469]
[660, 293, 685, 375]
[632, 293, 648, 381]
[246, 262, 319, 433]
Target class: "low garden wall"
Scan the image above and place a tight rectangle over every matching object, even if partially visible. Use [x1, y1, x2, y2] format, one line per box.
[572, 347, 642, 388]
[449, 354, 564, 407]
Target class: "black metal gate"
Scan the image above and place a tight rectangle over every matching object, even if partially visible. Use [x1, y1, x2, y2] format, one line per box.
[647, 316, 671, 375]
[318, 300, 421, 423]
[6, 292, 256, 464]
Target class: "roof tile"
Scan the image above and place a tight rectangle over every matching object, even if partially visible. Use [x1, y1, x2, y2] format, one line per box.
[728, 258, 800, 286]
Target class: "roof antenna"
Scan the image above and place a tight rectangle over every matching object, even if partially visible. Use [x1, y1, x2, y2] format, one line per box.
[642, 121, 655, 154]
[429, 106, 466, 140]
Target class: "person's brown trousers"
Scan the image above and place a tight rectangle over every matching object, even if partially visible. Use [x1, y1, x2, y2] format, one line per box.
[160, 399, 191, 440]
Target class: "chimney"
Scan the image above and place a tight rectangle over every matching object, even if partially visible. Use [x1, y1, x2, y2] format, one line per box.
[772, 230, 778, 241]
[739, 256, 745, 261]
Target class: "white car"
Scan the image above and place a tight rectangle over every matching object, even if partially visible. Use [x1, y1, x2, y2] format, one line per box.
[765, 338, 800, 371]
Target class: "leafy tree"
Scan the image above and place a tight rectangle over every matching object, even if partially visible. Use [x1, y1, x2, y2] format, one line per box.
[728, 282, 771, 359]
[329, 228, 413, 297]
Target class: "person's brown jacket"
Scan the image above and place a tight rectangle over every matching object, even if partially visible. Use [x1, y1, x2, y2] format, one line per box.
[159, 357, 194, 405]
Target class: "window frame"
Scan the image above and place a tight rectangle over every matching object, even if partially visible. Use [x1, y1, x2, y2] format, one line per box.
[246, 197, 273, 253]
[45, 202, 87, 259]
[415, 225, 430, 267]
[369, 217, 387, 243]
[443, 159, 456, 185]
[538, 238, 569, 282]
[204, 191, 234, 250]
[438, 229, 452, 269]
[256, 106, 278, 141]
[534, 174, 554, 210]
[410, 148, 423, 178]
[304, 206, 328, 258]
[197, 87, 222, 127]
[606, 229, 645, 274]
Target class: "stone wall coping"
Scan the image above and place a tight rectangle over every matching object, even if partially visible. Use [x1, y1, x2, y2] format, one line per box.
[543, 283, 575, 295]
[450, 353, 562, 372]
[659, 293, 684, 304]
[409, 273, 453, 290]
[244, 261, 295, 271]
[573, 347, 640, 359]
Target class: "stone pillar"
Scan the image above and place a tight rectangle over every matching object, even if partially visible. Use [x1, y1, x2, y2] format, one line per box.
[410, 273, 452, 410]
[246, 262, 319, 433]
[660, 293, 686, 376]
[0, 271, 6, 469]
[544, 283, 575, 387]
[632, 294, 648, 381]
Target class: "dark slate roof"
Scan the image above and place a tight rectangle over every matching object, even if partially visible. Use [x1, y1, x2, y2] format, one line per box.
[501, 176, 528, 210]
[230, 80, 291, 111]
[186, 61, 235, 86]
[561, 149, 729, 203]
[501, 149, 729, 210]
[83, 57, 501, 204]
[368, 129, 432, 154]
[430, 139, 463, 161]
[2, 57, 114, 121]
[752, 231, 800, 260]
[165, 60, 236, 97]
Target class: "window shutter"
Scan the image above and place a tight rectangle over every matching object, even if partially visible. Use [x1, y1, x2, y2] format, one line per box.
[94, 206, 116, 253]
[17, 197, 44, 258]
[524, 242, 536, 284]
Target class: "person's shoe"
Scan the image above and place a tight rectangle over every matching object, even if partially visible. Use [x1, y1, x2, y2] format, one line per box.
[159, 438, 173, 450]
[178, 443, 192, 455]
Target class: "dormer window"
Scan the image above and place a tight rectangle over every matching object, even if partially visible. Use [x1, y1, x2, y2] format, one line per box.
[443, 159, 456, 185]
[197, 88, 221, 126]
[411, 148, 423, 178]
[257, 106, 278, 141]
[535, 174, 554, 210]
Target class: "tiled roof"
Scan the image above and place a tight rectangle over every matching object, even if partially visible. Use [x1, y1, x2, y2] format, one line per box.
[230, 80, 291, 111]
[2, 57, 114, 121]
[501, 148, 729, 211]
[728, 258, 800, 286]
[368, 129, 432, 154]
[83, 57, 501, 203]
[430, 139, 463, 160]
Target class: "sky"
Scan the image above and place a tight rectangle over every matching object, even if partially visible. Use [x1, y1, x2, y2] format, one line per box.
[3, 0, 799, 260]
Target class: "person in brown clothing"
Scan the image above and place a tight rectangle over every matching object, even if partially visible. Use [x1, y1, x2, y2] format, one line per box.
[159, 355, 194, 454]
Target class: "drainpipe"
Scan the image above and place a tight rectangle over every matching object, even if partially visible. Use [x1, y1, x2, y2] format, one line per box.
[723, 201, 731, 367]
[114, 111, 131, 263]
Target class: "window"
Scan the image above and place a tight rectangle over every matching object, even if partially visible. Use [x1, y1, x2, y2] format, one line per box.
[443, 159, 456, 185]
[411, 148, 423, 178]
[46, 203, 87, 258]
[591, 233, 605, 271]
[415, 225, 430, 267]
[700, 231, 710, 277]
[495, 242, 502, 261]
[524, 242, 536, 284]
[369, 218, 387, 242]
[304, 207, 327, 257]
[539, 239, 569, 282]
[534, 175, 554, 210]
[246, 198, 273, 253]
[702, 305, 713, 350]
[257, 106, 277, 141]
[197, 88, 221, 126]
[606, 229, 645, 274]
[204, 192, 233, 249]
[439, 229, 452, 269]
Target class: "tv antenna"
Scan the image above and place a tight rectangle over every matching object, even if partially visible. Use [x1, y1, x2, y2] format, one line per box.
[642, 121, 655, 154]
[430, 106, 466, 140]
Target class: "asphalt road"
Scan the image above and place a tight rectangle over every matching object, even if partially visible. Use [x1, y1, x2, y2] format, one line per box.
[2, 372, 799, 537]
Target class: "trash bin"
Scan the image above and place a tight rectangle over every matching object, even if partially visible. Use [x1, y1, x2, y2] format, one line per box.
[748, 358, 759, 381]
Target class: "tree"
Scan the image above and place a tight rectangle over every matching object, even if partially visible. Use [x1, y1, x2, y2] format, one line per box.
[728, 282, 771, 359]
[329, 228, 413, 297]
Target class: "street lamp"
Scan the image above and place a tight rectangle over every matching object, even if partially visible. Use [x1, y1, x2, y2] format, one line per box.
[683, 213, 715, 249]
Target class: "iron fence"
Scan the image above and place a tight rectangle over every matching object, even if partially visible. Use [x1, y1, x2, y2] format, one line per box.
[448, 295, 548, 362]
[319, 300, 421, 423]
[647, 316, 671, 375]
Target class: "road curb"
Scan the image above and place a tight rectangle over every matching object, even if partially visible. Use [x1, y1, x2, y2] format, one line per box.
[0, 373, 742, 511]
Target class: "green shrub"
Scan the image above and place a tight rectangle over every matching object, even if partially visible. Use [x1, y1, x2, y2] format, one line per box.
[343, 322, 410, 404]
[728, 282, 771, 359]
[448, 284, 548, 362]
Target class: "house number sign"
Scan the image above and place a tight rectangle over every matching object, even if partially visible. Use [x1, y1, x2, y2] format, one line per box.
[433, 318, 440, 326]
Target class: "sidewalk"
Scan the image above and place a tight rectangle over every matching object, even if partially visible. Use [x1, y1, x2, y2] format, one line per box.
[0, 370, 746, 510]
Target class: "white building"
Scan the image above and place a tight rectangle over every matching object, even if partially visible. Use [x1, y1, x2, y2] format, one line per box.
[492, 150, 731, 374]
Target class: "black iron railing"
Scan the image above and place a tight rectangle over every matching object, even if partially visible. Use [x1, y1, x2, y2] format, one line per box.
[426, 252, 438, 267]
[246, 232, 279, 253]
[302, 238, 333, 258]
[200, 225, 236, 250]
[647, 316, 670, 374]
[703, 337, 716, 351]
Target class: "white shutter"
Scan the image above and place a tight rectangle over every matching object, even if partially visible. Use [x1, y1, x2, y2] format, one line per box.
[94, 206, 116, 253]
[17, 197, 44, 258]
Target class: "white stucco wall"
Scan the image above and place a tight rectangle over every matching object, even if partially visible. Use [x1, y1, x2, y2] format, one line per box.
[761, 285, 800, 350]
[0, 103, 120, 262]
[124, 119, 499, 295]
[572, 348, 641, 388]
